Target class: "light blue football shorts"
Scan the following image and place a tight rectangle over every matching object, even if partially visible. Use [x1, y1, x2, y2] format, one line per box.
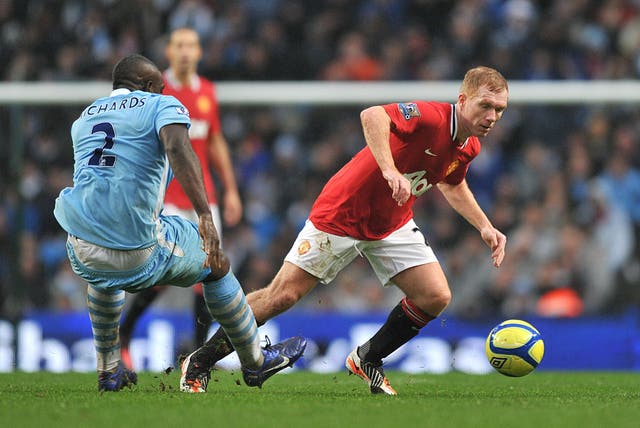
[65, 215, 210, 293]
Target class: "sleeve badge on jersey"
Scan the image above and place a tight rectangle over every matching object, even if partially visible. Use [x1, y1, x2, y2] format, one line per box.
[175, 106, 190, 116]
[196, 95, 211, 114]
[398, 102, 420, 120]
[445, 160, 460, 176]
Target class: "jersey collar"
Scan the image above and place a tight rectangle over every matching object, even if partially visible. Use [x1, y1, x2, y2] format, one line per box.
[110, 88, 131, 97]
[164, 68, 200, 91]
[450, 104, 458, 141]
[451, 104, 469, 148]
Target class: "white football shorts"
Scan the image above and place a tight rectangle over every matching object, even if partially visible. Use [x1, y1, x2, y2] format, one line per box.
[284, 218, 438, 287]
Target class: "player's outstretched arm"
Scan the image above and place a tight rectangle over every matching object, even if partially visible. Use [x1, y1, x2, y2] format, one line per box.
[160, 123, 221, 268]
[437, 180, 506, 267]
[360, 106, 411, 206]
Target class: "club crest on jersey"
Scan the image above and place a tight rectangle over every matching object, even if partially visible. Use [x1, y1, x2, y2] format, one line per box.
[196, 95, 211, 114]
[175, 106, 190, 116]
[445, 160, 460, 176]
[398, 102, 420, 120]
[298, 240, 311, 255]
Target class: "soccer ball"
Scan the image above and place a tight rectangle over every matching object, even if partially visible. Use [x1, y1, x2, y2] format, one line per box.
[485, 319, 544, 377]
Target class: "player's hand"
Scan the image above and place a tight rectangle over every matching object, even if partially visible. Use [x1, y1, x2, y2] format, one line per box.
[223, 191, 243, 227]
[198, 214, 222, 269]
[480, 226, 506, 268]
[382, 169, 411, 206]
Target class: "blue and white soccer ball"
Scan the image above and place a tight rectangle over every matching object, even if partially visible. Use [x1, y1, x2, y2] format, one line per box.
[485, 319, 544, 377]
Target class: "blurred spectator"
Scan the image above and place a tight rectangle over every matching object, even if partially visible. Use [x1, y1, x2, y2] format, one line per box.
[597, 150, 640, 224]
[49, 260, 86, 311]
[0, 0, 639, 320]
[320, 31, 383, 80]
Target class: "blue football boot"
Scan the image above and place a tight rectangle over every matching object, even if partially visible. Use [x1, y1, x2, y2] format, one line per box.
[98, 361, 138, 392]
[242, 336, 307, 388]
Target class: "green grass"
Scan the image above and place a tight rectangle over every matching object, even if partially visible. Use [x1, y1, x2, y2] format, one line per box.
[1, 371, 639, 428]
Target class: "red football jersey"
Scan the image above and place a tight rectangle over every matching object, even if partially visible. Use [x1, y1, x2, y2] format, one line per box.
[309, 101, 480, 240]
[163, 70, 222, 209]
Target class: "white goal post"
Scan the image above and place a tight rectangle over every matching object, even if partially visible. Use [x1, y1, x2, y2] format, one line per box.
[0, 80, 639, 105]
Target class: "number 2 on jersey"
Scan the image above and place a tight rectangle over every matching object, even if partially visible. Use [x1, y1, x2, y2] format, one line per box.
[88, 122, 116, 166]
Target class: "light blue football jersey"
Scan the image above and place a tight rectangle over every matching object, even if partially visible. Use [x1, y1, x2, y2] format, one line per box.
[54, 89, 191, 250]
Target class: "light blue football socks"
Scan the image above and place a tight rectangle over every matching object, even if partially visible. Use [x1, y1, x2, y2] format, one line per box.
[202, 271, 262, 369]
[87, 285, 125, 371]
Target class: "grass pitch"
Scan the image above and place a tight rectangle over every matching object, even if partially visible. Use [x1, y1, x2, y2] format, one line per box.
[1, 370, 639, 428]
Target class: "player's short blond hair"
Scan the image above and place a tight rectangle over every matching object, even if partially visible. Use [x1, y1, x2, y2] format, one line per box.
[460, 66, 508, 98]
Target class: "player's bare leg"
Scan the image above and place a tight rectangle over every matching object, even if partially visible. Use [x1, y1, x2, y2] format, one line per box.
[183, 263, 317, 375]
[392, 262, 451, 316]
[180, 261, 311, 392]
[247, 262, 319, 321]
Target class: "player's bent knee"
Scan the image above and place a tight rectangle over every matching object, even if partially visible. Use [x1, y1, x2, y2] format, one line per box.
[202, 254, 231, 281]
[432, 288, 452, 312]
[413, 287, 451, 316]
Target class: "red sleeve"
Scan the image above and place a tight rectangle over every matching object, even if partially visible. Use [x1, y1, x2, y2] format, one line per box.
[382, 101, 440, 135]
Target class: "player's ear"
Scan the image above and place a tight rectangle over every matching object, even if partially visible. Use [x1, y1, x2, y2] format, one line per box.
[457, 92, 467, 107]
[144, 79, 161, 94]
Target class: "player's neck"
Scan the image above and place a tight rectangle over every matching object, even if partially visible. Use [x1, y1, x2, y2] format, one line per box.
[455, 130, 470, 145]
[173, 69, 196, 87]
[453, 103, 470, 144]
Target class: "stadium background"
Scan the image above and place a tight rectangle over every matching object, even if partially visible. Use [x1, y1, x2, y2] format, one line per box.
[0, 0, 639, 372]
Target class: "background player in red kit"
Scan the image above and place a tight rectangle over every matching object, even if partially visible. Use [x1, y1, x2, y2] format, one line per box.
[120, 28, 243, 369]
[180, 66, 508, 394]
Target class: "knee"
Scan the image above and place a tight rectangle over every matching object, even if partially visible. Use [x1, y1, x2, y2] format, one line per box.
[431, 288, 452, 313]
[413, 286, 451, 317]
[203, 253, 231, 281]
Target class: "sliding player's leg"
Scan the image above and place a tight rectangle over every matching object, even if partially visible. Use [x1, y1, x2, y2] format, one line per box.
[87, 284, 137, 391]
[180, 268, 307, 392]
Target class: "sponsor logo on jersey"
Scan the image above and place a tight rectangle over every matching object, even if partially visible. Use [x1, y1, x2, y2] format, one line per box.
[445, 160, 460, 176]
[404, 170, 433, 196]
[298, 240, 311, 255]
[424, 148, 437, 157]
[189, 119, 210, 139]
[196, 95, 211, 114]
[398, 102, 421, 120]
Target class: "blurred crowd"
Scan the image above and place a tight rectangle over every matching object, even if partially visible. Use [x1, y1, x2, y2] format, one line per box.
[1, 0, 639, 320]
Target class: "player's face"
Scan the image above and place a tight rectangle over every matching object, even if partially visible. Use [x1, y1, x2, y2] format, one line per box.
[460, 85, 508, 137]
[166, 30, 202, 74]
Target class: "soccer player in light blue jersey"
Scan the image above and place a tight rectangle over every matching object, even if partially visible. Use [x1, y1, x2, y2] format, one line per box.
[54, 54, 306, 392]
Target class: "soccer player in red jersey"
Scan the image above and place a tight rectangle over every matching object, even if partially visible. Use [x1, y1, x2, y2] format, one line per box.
[120, 28, 242, 370]
[181, 66, 508, 395]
